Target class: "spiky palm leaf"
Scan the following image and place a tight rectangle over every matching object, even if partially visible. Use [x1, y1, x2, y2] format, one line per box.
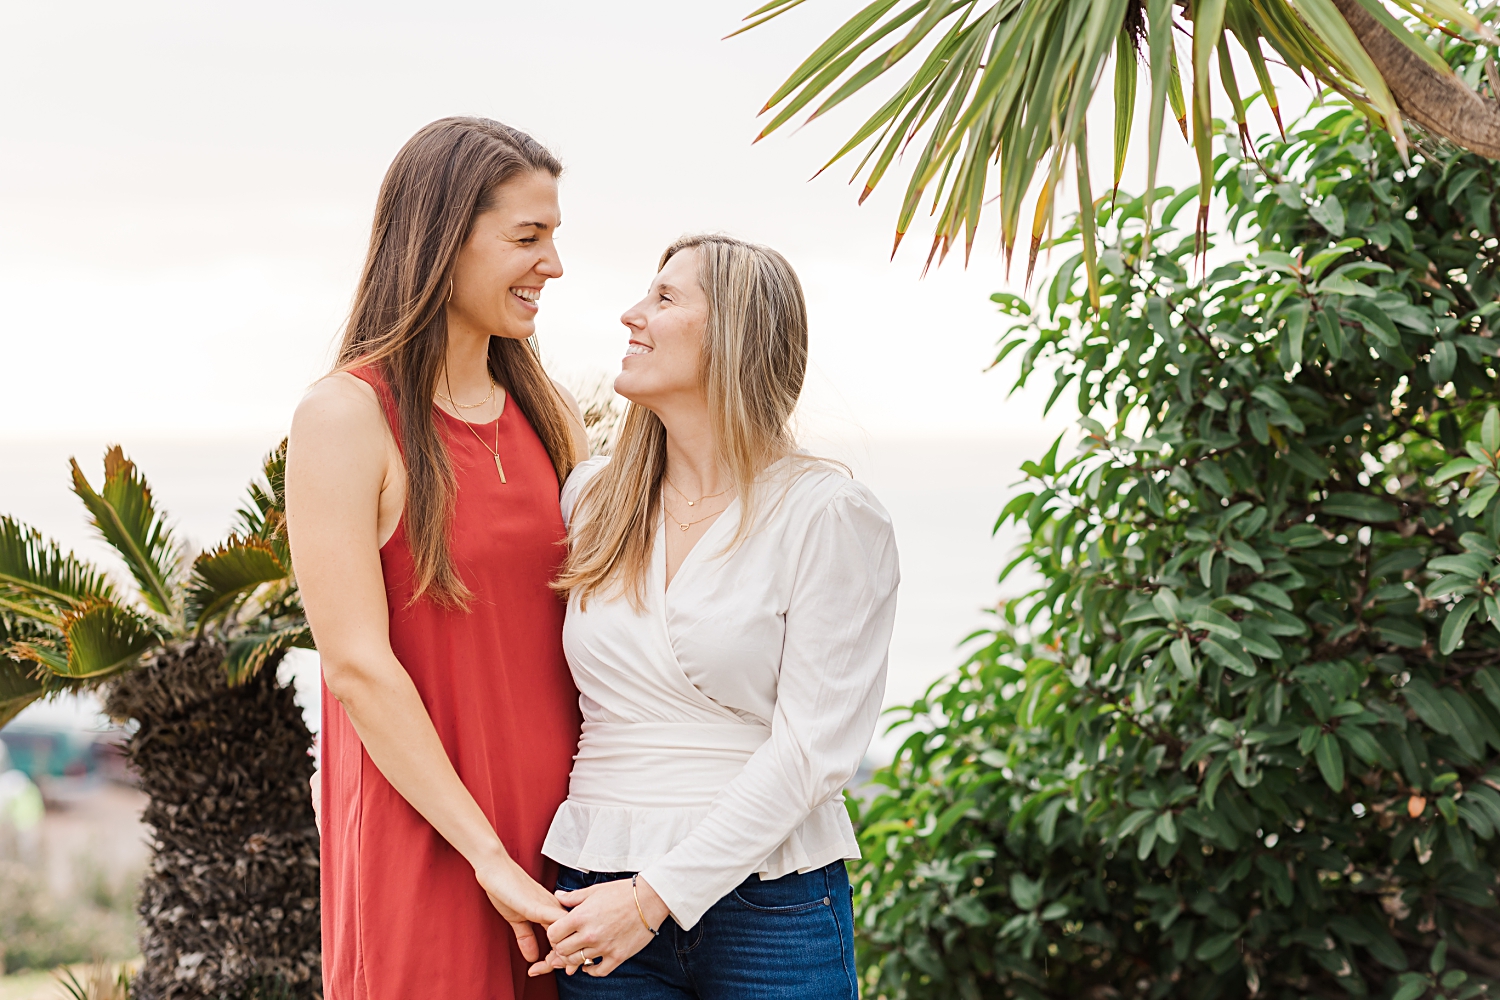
[235, 439, 291, 558]
[0, 609, 88, 707]
[743, 0, 1498, 291]
[187, 440, 299, 638]
[199, 441, 306, 685]
[0, 515, 114, 623]
[0, 617, 45, 727]
[70, 447, 182, 618]
[12, 601, 161, 680]
[4, 442, 306, 699]
[0, 662, 43, 728]
[188, 537, 290, 632]
[225, 624, 315, 686]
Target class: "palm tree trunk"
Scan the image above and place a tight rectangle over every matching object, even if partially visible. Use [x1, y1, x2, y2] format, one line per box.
[1331, 0, 1500, 159]
[104, 640, 320, 1000]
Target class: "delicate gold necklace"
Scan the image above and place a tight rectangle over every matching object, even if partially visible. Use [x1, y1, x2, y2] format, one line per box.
[664, 477, 731, 508]
[436, 378, 496, 410]
[663, 489, 729, 533]
[665, 504, 724, 532]
[443, 367, 506, 484]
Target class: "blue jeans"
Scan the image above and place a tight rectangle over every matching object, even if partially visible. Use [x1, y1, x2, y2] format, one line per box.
[552, 861, 858, 999]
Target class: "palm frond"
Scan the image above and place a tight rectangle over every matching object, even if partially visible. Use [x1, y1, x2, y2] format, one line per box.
[1074, 130, 1100, 311]
[1192, 0, 1230, 252]
[1167, 35, 1189, 141]
[1111, 25, 1138, 205]
[1142, 0, 1174, 259]
[224, 625, 314, 686]
[751, 0, 913, 126]
[188, 537, 289, 631]
[1354, 0, 1456, 73]
[1225, 4, 1284, 136]
[235, 440, 288, 541]
[1294, 0, 1407, 157]
[1217, 35, 1250, 156]
[731, 0, 816, 36]
[0, 516, 114, 619]
[0, 654, 45, 728]
[233, 439, 292, 573]
[744, 0, 1481, 283]
[71, 447, 180, 617]
[13, 600, 161, 681]
[0, 611, 80, 711]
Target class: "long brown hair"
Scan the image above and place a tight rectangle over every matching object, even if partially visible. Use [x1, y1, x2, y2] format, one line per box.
[335, 117, 577, 607]
[555, 234, 808, 609]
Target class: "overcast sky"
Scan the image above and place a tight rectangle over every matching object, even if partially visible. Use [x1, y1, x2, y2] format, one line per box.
[0, 0, 1321, 731]
[0, 0, 1301, 446]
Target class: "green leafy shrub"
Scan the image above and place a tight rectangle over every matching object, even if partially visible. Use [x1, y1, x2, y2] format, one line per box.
[852, 105, 1500, 1000]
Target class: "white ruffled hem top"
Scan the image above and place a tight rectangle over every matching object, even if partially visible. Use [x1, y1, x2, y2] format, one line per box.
[541, 456, 900, 930]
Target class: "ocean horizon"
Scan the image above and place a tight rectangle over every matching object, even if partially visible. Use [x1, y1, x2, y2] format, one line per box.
[2, 429, 1054, 762]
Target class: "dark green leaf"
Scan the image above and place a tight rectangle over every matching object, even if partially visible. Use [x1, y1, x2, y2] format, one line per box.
[1320, 492, 1399, 523]
[1202, 638, 1256, 676]
[1440, 597, 1480, 655]
[1315, 732, 1345, 791]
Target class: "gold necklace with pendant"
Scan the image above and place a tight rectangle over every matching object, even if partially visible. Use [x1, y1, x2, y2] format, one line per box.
[443, 367, 507, 484]
[663, 494, 728, 532]
[664, 477, 731, 508]
[666, 508, 722, 532]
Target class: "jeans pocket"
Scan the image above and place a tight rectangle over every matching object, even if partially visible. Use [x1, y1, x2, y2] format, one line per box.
[730, 870, 835, 914]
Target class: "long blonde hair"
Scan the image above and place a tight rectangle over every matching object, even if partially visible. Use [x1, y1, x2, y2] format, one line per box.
[555, 234, 808, 608]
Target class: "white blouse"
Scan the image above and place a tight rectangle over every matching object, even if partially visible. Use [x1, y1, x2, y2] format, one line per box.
[541, 455, 900, 930]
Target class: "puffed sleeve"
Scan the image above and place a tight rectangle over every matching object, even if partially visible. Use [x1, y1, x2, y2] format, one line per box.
[560, 455, 611, 531]
[638, 479, 900, 928]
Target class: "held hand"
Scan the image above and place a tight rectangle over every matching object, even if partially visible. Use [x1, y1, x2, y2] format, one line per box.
[473, 857, 569, 963]
[525, 877, 669, 978]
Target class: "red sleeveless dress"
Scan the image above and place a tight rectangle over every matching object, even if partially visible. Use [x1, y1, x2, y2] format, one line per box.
[321, 367, 581, 1000]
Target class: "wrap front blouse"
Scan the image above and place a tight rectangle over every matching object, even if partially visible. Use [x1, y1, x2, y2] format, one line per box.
[540, 456, 900, 929]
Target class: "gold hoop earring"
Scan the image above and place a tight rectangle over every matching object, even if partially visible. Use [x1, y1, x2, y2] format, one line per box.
[446, 278, 454, 304]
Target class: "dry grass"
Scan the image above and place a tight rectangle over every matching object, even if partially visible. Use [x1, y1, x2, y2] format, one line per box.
[0, 860, 138, 976]
[53, 961, 133, 1000]
[0, 960, 134, 1000]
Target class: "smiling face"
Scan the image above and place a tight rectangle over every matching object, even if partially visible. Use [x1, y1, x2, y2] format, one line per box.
[615, 248, 710, 412]
[447, 169, 563, 341]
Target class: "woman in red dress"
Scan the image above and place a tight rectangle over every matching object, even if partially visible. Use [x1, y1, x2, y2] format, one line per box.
[286, 118, 588, 1000]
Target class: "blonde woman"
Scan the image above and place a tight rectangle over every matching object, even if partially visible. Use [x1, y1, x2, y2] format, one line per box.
[532, 235, 899, 997]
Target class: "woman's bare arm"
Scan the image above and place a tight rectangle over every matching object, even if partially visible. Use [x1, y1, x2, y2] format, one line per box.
[286, 373, 564, 959]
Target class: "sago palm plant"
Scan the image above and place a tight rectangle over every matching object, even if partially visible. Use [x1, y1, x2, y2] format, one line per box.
[742, 0, 1500, 289]
[0, 443, 320, 1000]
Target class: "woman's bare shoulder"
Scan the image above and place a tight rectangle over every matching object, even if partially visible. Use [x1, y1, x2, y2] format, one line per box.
[290, 373, 391, 455]
[294, 374, 382, 429]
